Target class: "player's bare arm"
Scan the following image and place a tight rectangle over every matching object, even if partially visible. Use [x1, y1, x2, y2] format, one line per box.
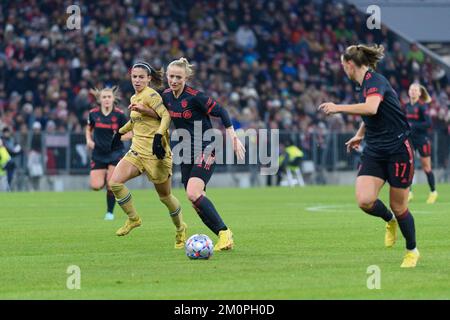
[319, 95, 381, 116]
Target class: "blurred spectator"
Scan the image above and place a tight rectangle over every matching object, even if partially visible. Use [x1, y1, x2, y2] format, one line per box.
[0, 139, 11, 191]
[1, 126, 22, 190]
[28, 122, 44, 191]
[407, 43, 425, 64]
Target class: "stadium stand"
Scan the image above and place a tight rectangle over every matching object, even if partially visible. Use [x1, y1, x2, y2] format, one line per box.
[0, 0, 449, 189]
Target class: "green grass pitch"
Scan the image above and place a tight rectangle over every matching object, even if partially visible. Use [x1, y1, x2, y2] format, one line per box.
[0, 184, 449, 299]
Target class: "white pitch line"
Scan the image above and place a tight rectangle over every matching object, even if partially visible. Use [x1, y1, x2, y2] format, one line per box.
[306, 204, 433, 214]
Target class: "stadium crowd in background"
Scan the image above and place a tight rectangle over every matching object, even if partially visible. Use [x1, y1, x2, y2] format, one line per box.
[0, 0, 449, 183]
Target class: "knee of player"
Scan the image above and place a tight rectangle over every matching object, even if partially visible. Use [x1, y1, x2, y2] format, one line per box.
[106, 183, 116, 192]
[186, 189, 202, 203]
[356, 196, 376, 211]
[109, 181, 124, 192]
[389, 203, 407, 216]
[90, 182, 104, 191]
[422, 165, 432, 173]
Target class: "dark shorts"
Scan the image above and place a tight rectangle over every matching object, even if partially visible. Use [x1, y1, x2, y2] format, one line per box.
[180, 153, 216, 189]
[412, 136, 432, 157]
[357, 139, 414, 189]
[90, 151, 123, 170]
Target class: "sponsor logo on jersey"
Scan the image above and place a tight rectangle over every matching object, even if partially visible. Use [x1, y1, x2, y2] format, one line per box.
[183, 110, 192, 119]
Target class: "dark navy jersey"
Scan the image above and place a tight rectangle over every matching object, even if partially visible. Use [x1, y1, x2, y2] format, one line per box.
[88, 107, 127, 158]
[357, 70, 410, 157]
[162, 86, 231, 160]
[405, 101, 431, 138]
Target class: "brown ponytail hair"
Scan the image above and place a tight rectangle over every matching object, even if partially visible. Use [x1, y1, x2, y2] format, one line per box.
[342, 44, 385, 70]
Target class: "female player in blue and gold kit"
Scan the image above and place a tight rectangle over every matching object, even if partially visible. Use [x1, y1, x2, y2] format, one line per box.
[109, 62, 187, 249]
[405, 83, 438, 204]
[320, 44, 420, 268]
[86, 87, 128, 220]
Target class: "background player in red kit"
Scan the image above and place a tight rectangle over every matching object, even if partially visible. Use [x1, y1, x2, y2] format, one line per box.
[86, 87, 129, 220]
[405, 83, 438, 204]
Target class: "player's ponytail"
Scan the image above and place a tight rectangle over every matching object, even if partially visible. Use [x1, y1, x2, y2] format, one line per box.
[342, 44, 385, 70]
[168, 57, 195, 79]
[149, 67, 165, 90]
[132, 61, 165, 90]
[419, 85, 432, 104]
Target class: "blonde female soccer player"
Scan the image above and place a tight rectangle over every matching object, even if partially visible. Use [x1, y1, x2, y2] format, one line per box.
[159, 58, 245, 251]
[109, 62, 187, 249]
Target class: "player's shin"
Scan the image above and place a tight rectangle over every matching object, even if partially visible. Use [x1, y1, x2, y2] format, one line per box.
[425, 171, 436, 192]
[396, 209, 416, 250]
[160, 194, 184, 230]
[106, 189, 116, 213]
[110, 182, 138, 219]
[361, 199, 394, 222]
[192, 195, 227, 235]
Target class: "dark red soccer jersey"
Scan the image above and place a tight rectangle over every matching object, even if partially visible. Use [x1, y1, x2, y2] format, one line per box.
[358, 70, 411, 157]
[405, 101, 431, 138]
[162, 86, 229, 158]
[88, 107, 128, 156]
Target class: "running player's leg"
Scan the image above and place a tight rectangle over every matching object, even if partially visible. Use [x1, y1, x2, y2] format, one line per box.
[90, 161, 109, 218]
[187, 177, 227, 234]
[181, 164, 216, 232]
[390, 187, 416, 250]
[390, 187, 419, 267]
[356, 175, 397, 248]
[154, 177, 187, 249]
[104, 164, 116, 219]
[388, 140, 419, 267]
[356, 155, 394, 222]
[184, 156, 227, 235]
[356, 175, 391, 220]
[90, 166, 107, 191]
[187, 177, 233, 251]
[110, 158, 142, 236]
[419, 141, 437, 203]
[357, 155, 397, 247]
[420, 156, 435, 192]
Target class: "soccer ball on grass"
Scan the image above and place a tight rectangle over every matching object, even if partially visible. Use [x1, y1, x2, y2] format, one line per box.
[185, 234, 214, 260]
